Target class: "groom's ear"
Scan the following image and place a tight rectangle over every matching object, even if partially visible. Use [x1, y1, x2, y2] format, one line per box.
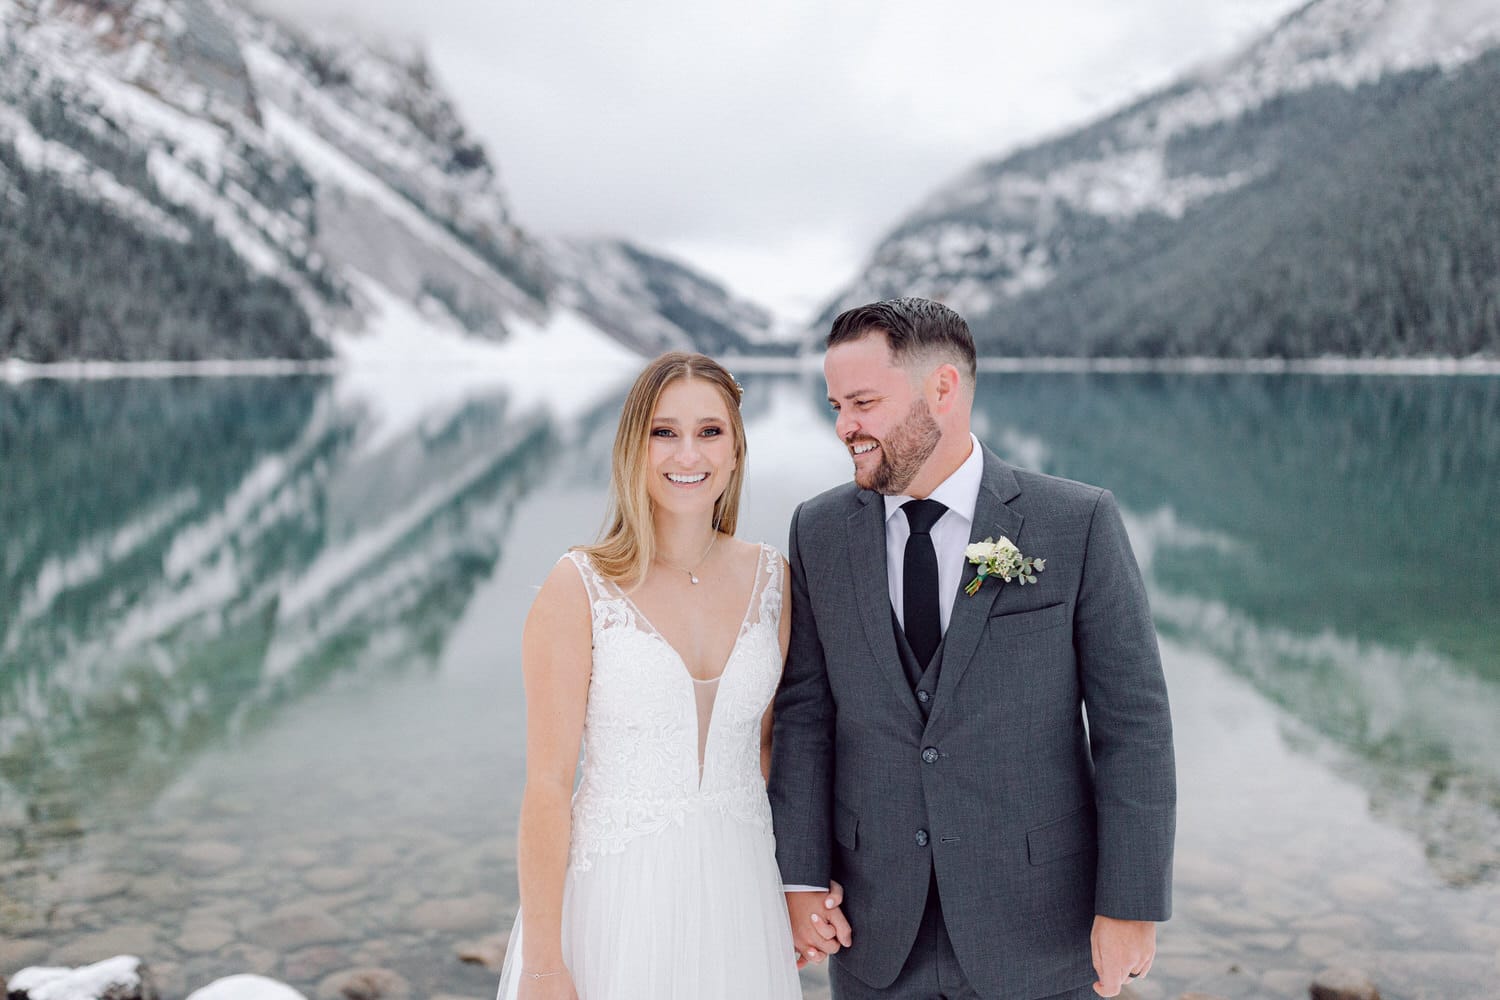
[929, 362, 964, 414]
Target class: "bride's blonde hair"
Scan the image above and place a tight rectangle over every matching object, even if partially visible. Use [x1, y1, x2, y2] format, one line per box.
[579, 352, 747, 585]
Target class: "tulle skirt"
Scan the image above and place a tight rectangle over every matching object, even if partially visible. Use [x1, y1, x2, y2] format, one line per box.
[496, 809, 802, 999]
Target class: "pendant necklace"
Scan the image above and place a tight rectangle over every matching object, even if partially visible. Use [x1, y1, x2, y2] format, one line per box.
[657, 532, 718, 585]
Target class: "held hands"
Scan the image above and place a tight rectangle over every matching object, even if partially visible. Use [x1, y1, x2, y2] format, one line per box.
[785, 880, 852, 968]
[1090, 915, 1155, 997]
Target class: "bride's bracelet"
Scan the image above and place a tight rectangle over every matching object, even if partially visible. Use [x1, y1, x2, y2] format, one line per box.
[525, 969, 565, 980]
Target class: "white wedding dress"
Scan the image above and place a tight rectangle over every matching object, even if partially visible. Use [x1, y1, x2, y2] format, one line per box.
[496, 544, 803, 1000]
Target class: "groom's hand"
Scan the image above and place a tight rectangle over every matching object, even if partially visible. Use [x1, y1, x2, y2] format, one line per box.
[786, 880, 852, 967]
[1090, 915, 1155, 997]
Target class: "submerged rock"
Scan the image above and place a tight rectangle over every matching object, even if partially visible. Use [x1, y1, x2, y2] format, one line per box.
[0, 938, 52, 973]
[175, 922, 236, 955]
[243, 906, 351, 950]
[314, 967, 411, 1000]
[7, 955, 157, 1000]
[179, 842, 245, 877]
[1310, 967, 1381, 1000]
[282, 946, 349, 982]
[50, 929, 159, 969]
[52, 871, 133, 903]
[453, 933, 506, 971]
[301, 868, 364, 893]
[405, 895, 497, 933]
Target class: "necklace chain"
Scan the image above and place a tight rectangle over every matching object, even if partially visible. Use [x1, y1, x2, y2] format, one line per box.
[656, 532, 718, 585]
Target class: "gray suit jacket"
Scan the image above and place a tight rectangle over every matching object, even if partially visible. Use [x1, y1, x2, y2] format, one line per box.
[768, 447, 1175, 999]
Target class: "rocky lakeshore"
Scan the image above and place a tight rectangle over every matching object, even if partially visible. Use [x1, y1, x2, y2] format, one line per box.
[4, 635, 1498, 1000]
[0, 949, 1476, 1000]
[4, 851, 1499, 1000]
[3, 754, 1499, 1000]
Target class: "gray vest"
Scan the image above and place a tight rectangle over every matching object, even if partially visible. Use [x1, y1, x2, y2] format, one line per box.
[890, 607, 943, 720]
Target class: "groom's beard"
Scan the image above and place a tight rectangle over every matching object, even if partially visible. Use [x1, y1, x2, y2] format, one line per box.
[855, 398, 942, 495]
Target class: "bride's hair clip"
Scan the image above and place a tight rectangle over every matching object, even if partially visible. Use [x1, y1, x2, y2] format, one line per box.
[728, 372, 745, 402]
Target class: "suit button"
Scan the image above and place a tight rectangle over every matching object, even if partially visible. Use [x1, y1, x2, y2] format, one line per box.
[916, 690, 931, 704]
[921, 747, 939, 764]
[915, 829, 929, 847]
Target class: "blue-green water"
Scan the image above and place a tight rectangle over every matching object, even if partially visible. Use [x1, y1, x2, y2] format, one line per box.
[1, 370, 1498, 999]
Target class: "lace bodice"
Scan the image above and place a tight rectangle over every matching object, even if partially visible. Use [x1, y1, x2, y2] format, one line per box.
[562, 544, 785, 873]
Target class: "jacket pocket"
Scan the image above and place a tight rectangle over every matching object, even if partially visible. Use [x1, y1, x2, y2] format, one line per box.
[1026, 805, 1094, 865]
[987, 601, 1069, 636]
[834, 800, 859, 851]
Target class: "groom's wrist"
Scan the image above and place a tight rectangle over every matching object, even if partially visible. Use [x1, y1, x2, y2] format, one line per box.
[783, 884, 830, 893]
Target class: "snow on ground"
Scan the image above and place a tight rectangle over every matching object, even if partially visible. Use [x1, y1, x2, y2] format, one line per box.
[185, 975, 308, 1000]
[7, 956, 147, 1000]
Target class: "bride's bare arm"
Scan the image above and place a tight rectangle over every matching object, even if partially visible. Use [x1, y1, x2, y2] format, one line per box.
[516, 559, 592, 985]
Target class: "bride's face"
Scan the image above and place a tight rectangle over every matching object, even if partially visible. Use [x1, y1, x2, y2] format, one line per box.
[645, 377, 738, 518]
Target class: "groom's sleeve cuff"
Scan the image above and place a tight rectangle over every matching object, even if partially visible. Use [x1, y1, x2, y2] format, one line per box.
[783, 884, 830, 893]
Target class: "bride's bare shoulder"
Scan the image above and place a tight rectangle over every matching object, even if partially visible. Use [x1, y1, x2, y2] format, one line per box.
[526, 553, 591, 628]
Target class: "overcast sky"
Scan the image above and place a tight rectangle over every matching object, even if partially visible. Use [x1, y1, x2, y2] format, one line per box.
[271, 1, 1303, 325]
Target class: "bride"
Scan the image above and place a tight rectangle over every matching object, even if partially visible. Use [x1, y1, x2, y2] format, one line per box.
[497, 353, 843, 999]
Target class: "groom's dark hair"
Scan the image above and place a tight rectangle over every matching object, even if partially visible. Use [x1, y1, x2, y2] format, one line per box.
[827, 296, 977, 382]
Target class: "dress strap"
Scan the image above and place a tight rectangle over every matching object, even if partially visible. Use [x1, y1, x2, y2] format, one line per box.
[744, 542, 784, 635]
[563, 550, 644, 636]
[563, 550, 611, 605]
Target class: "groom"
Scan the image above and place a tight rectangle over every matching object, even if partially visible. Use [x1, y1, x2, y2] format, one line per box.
[768, 298, 1175, 999]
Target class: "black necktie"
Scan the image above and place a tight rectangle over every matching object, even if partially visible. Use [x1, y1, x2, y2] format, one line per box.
[902, 498, 947, 668]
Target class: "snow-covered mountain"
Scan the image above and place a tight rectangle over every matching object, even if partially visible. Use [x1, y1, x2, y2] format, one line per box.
[821, 0, 1500, 357]
[551, 237, 778, 356]
[0, 0, 779, 362]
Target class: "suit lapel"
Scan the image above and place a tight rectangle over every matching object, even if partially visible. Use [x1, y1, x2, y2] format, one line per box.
[846, 491, 925, 727]
[926, 449, 1022, 731]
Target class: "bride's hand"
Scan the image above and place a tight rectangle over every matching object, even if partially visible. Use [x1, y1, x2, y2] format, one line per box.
[517, 970, 578, 1000]
[789, 879, 854, 967]
[819, 879, 853, 948]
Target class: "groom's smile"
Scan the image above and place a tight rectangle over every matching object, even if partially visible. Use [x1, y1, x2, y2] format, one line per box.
[826, 333, 946, 496]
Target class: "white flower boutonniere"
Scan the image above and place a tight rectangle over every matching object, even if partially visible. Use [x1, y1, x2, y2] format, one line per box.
[964, 537, 1045, 596]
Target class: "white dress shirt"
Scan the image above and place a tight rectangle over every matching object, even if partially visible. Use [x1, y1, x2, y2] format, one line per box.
[883, 433, 984, 636]
[784, 434, 984, 895]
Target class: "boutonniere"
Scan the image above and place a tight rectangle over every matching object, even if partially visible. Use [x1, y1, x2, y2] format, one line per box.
[964, 537, 1045, 595]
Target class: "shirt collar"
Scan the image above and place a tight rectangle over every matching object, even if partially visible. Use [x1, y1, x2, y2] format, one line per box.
[883, 433, 984, 525]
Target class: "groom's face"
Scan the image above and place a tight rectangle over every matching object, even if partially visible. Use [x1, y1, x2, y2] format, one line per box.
[825, 332, 941, 495]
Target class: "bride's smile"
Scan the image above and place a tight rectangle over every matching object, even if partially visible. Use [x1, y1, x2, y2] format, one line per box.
[646, 378, 737, 515]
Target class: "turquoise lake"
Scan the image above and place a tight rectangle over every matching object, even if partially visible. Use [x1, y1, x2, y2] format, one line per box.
[2, 369, 1498, 999]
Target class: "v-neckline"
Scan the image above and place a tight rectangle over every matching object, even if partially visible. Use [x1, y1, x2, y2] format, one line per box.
[612, 542, 765, 685]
